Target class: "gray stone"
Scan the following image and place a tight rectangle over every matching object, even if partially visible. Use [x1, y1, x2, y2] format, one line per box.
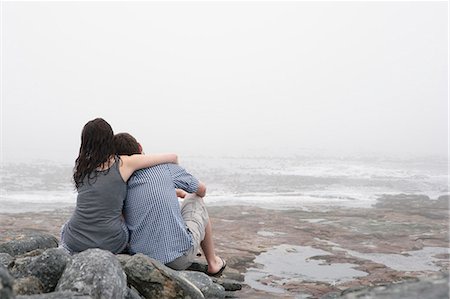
[10, 256, 35, 278]
[16, 291, 93, 298]
[179, 271, 214, 291]
[211, 277, 243, 291]
[0, 233, 58, 257]
[123, 253, 204, 299]
[13, 276, 44, 295]
[179, 271, 226, 298]
[27, 248, 71, 292]
[56, 248, 127, 299]
[0, 253, 14, 269]
[185, 261, 243, 292]
[125, 287, 142, 299]
[9, 248, 70, 292]
[0, 265, 15, 299]
[186, 262, 208, 273]
[116, 254, 133, 268]
[330, 273, 449, 299]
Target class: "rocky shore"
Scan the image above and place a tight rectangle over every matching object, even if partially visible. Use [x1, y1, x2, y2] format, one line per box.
[0, 233, 242, 298]
[0, 194, 448, 298]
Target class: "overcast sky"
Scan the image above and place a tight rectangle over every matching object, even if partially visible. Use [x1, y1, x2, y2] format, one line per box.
[1, 1, 448, 164]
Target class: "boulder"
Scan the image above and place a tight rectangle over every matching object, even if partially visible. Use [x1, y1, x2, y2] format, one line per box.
[115, 254, 133, 267]
[187, 261, 243, 291]
[0, 235, 243, 299]
[16, 291, 92, 298]
[9, 256, 35, 278]
[0, 253, 14, 269]
[0, 233, 58, 257]
[179, 271, 226, 298]
[122, 253, 204, 299]
[211, 277, 243, 292]
[125, 287, 142, 299]
[13, 276, 44, 295]
[26, 248, 71, 292]
[56, 249, 127, 299]
[0, 265, 15, 299]
[324, 272, 449, 299]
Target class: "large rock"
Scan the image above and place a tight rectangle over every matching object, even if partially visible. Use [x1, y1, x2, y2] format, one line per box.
[0, 233, 58, 256]
[16, 291, 92, 298]
[323, 272, 449, 299]
[122, 253, 204, 299]
[211, 277, 243, 292]
[179, 271, 226, 298]
[56, 249, 127, 299]
[9, 248, 71, 293]
[27, 248, 71, 292]
[1, 235, 242, 299]
[125, 287, 142, 299]
[13, 276, 44, 295]
[9, 256, 35, 278]
[0, 253, 14, 269]
[187, 261, 243, 291]
[115, 254, 133, 267]
[0, 265, 15, 299]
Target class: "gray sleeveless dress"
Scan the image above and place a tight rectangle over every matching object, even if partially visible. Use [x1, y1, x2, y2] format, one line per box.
[62, 156, 128, 253]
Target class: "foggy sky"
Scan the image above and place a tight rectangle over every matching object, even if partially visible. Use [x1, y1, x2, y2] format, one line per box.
[1, 1, 448, 164]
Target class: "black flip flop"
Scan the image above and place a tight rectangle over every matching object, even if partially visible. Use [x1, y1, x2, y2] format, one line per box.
[206, 257, 227, 277]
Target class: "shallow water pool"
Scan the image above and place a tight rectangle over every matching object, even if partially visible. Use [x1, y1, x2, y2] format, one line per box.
[244, 244, 367, 294]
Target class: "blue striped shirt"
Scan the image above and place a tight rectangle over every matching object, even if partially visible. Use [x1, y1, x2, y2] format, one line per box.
[123, 163, 199, 264]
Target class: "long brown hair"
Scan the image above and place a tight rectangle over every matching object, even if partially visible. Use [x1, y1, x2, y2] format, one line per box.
[73, 118, 115, 188]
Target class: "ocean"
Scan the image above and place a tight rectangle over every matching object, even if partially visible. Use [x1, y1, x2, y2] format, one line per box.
[0, 155, 448, 214]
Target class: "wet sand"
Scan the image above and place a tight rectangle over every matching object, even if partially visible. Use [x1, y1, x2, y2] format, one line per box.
[0, 194, 448, 298]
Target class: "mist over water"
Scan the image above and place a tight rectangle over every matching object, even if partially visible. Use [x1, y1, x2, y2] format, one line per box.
[1, 1, 448, 164]
[0, 154, 447, 213]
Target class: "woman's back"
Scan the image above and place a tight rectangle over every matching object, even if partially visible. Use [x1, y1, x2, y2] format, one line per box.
[64, 157, 128, 253]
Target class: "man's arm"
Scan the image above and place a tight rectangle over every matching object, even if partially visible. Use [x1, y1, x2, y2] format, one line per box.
[168, 164, 206, 197]
[176, 183, 205, 198]
[196, 181, 206, 198]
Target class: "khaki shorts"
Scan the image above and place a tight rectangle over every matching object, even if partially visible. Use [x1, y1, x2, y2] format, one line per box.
[166, 194, 209, 270]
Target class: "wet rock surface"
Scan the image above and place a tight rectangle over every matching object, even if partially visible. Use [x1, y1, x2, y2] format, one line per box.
[207, 194, 449, 298]
[0, 193, 448, 298]
[322, 272, 449, 299]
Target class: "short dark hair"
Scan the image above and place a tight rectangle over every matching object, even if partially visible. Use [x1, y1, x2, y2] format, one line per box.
[114, 133, 141, 156]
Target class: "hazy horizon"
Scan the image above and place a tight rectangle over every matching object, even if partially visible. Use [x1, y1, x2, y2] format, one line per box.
[1, 1, 448, 164]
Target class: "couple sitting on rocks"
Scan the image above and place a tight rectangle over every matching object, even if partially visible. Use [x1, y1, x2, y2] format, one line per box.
[60, 118, 226, 276]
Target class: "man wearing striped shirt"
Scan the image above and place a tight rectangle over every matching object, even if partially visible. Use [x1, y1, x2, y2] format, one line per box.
[114, 133, 226, 276]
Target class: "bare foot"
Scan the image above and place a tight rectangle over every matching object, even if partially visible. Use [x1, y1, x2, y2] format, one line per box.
[207, 256, 226, 276]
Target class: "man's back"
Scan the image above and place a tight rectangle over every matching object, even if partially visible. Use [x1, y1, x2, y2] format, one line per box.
[124, 163, 199, 264]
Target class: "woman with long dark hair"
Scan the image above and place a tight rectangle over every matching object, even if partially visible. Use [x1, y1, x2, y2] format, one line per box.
[60, 118, 178, 254]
